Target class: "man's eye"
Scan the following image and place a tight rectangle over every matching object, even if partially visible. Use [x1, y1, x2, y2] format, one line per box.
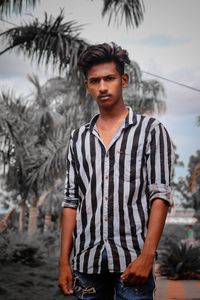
[106, 76, 114, 81]
[90, 79, 99, 84]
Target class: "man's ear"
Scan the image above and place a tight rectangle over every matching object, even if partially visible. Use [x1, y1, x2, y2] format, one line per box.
[122, 73, 129, 88]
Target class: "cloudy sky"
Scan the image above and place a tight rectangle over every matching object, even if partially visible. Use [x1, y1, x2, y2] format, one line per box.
[0, 0, 200, 180]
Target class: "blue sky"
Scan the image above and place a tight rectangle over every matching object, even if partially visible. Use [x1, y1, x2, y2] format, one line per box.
[0, 0, 200, 181]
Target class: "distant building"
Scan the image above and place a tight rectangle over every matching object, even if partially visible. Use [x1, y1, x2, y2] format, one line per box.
[166, 207, 197, 225]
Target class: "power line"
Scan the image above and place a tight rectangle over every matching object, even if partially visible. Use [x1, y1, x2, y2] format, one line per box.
[142, 70, 200, 93]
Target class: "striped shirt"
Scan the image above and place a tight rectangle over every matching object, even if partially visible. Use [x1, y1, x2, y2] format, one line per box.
[63, 107, 174, 274]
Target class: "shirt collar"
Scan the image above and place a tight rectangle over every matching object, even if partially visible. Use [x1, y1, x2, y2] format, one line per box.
[124, 106, 137, 128]
[86, 106, 137, 132]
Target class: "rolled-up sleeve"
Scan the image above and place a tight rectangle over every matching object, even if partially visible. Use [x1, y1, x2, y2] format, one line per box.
[146, 122, 175, 206]
[62, 132, 80, 209]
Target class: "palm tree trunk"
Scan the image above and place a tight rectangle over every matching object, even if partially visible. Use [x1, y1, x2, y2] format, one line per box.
[18, 200, 26, 234]
[28, 202, 38, 238]
[43, 213, 52, 233]
[0, 208, 15, 233]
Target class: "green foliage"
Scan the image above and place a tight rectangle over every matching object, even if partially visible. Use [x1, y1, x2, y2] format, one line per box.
[176, 149, 200, 212]
[159, 239, 200, 280]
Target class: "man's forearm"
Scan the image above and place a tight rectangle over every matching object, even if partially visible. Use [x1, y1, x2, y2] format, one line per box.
[121, 198, 169, 284]
[141, 198, 169, 259]
[59, 207, 77, 265]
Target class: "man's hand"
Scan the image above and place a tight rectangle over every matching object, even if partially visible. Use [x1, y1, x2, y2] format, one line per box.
[120, 253, 154, 285]
[58, 262, 74, 295]
[121, 199, 169, 285]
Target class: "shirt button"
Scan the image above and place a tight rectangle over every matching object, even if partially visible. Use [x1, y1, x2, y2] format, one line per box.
[106, 153, 109, 157]
[105, 175, 108, 180]
[104, 217, 108, 222]
[105, 197, 108, 201]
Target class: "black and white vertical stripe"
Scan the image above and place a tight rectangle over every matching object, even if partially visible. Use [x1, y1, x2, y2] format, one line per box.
[63, 107, 174, 274]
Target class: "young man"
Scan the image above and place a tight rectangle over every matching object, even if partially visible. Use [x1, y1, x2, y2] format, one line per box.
[59, 43, 174, 299]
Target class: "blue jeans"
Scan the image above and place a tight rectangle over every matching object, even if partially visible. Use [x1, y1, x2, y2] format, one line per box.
[73, 250, 156, 300]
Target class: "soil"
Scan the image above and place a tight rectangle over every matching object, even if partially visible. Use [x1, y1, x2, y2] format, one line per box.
[0, 259, 77, 300]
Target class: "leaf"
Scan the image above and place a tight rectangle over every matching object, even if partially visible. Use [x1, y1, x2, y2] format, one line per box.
[0, 0, 39, 18]
[0, 10, 88, 73]
[102, 0, 145, 29]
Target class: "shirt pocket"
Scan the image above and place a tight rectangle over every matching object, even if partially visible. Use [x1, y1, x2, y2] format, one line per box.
[114, 147, 143, 182]
[114, 149, 133, 182]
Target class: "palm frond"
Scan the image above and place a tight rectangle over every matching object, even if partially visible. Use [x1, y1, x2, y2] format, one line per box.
[0, 91, 29, 144]
[124, 66, 166, 115]
[0, 0, 39, 18]
[126, 60, 142, 91]
[102, 0, 145, 29]
[0, 10, 88, 72]
[24, 128, 71, 191]
[140, 79, 166, 114]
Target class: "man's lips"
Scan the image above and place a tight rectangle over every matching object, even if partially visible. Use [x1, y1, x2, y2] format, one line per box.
[98, 94, 111, 100]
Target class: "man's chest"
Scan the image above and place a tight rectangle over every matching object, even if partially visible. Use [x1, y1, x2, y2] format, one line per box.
[73, 127, 146, 179]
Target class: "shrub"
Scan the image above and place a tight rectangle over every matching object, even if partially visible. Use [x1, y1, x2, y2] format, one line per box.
[0, 230, 47, 266]
[159, 239, 200, 280]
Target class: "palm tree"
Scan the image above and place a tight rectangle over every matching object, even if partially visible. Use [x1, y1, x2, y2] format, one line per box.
[0, 0, 144, 29]
[20, 75, 81, 236]
[38, 183, 63, 233]
[189, 164, 200, 194]
[124, 63, 166, 114]
[0, 91, 35, 234]
[0, 74, 82, 237]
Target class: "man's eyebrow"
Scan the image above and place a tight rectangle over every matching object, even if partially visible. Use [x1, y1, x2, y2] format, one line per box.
[87, 76, 100, 80]
[88, 74, 116, 80]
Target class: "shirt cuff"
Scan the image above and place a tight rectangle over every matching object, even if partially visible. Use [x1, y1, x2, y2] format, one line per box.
[62, 197, 79, 208]
[148, 183, 173, 207]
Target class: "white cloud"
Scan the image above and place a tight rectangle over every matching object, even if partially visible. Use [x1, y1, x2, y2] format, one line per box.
[136, 34, 190, 48]
[0, 53, 28, 79]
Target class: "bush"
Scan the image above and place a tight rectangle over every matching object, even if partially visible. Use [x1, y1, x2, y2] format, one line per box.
[0, 230, 47, 266]
[159, 239, 200, 280]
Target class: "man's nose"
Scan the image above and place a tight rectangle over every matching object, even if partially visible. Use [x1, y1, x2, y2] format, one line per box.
[99, 79, 108, 92]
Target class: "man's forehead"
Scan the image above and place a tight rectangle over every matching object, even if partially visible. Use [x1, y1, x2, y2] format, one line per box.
[87, 61, 118, 78]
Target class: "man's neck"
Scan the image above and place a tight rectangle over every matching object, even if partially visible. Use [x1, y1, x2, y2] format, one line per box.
[98, 102, 128, 123]
[96, 103, 129, 149]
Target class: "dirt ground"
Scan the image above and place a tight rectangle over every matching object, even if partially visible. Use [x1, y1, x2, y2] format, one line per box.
[2, 260, 200, 300]
[0, 259, 76, 300]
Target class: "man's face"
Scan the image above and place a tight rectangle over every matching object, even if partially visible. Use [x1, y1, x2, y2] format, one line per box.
[85, 61, 128, 109]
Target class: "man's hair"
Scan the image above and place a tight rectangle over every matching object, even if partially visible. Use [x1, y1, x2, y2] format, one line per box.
[77, 42, 130, 77]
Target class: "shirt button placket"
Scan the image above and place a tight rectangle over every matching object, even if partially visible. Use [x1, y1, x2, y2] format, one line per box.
[103, 152, 109, 244]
